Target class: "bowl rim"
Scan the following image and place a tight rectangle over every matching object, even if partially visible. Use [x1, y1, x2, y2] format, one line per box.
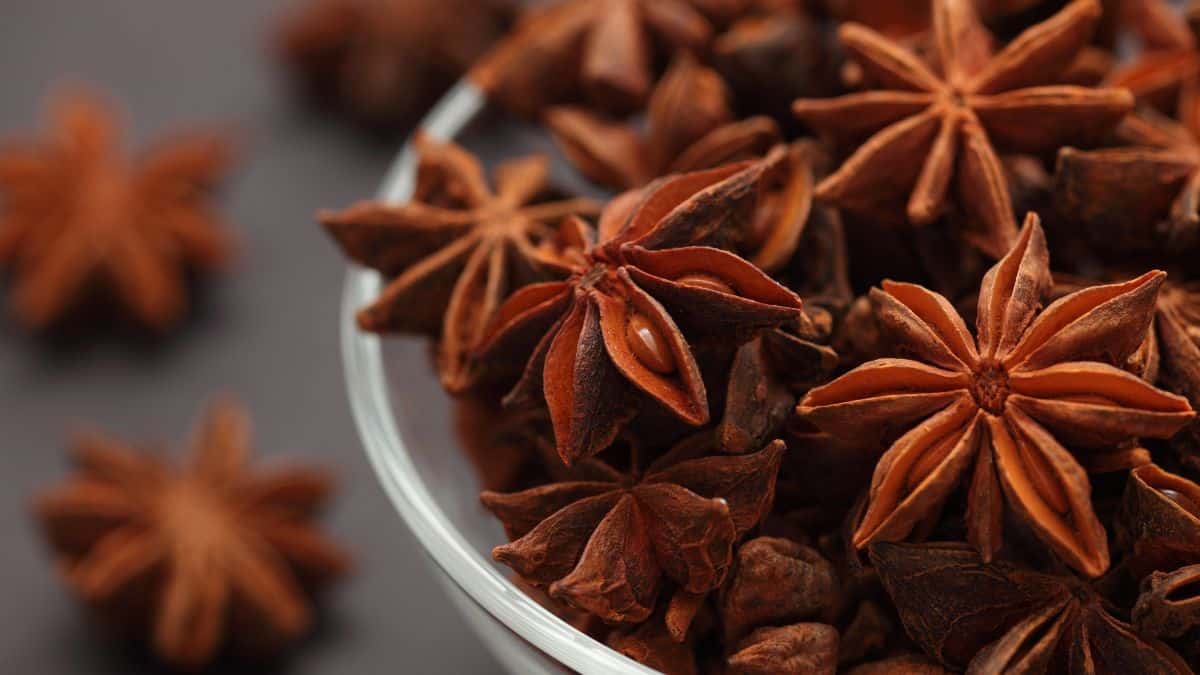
[340, 81, 656, 675]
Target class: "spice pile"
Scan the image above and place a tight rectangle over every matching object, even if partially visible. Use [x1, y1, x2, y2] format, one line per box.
[326, 0, 1200, 672]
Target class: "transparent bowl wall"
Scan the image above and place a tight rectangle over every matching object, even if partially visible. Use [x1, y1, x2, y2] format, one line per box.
[341, 83, 657, 675]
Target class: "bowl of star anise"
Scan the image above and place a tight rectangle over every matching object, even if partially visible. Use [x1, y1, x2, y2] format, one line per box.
[330, 1, 1200, 673]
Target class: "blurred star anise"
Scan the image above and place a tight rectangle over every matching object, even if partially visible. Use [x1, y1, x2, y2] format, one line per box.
[546, 52, 779, 190]
[322, 134, 600, 392]
[798, 215, 1194, 577]
[33, 399, 351, 668]
[471, 0, 732, 117]
[478, 157, 804, 464]
[276, 0, 511, 125]
[0, 89, 235, 331]
[872, 541, 1190, 673]
[793, 0, 1132, 258]
[480, 440, 784, 624]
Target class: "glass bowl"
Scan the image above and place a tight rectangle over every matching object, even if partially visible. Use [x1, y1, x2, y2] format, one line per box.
[340, 82, 656, 675]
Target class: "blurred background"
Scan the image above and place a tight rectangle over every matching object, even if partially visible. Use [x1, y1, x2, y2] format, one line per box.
[0, 0, 498, 671]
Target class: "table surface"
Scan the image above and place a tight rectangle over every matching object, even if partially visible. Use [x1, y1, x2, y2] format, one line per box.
[0, 0, 500, 672]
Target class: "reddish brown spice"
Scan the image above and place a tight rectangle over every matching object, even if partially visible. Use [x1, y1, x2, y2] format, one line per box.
[798, 215, 1194, 577]
[0, 89, 235, 331]
[793, 0, 1132, 258]
[32, 400, 351, 668]
[322, 134, 600, 392]
[477, 156, 804, 464]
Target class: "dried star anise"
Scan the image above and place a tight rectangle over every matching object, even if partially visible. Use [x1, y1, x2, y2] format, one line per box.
[1056, 108, 1200, 254]
[793, 0, 1132, 258]
[718, 536, 839, 642]
[1158, 283, 1200, 456]
[798, 215, 1195, 577]
[727, 623, 839, 675]
[718, 162, 848, 453]
[711, 0, 832, 124]
[1118, 464, 1200, 579]
[545, 52, 779, 191]
[276, 0, 511, 126]
[477, 157, 805, 464]
[322, 134, 600, 392]
[471, 0, 733, 117]
[32, 399, 351, 668]
[0, 89, 235, 331]
[1116, 464, 1200, 660]
[480, 440, 784, 624]
[872, 541, 1191, 673]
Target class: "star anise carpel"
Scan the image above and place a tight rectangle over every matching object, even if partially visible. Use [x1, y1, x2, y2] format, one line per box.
[1113, 464, 1200, 660]
[792, 0, 1133, 258]
[1056, 107, 1200, 254]
[322, 133, 601, 392]
[0, 89, 235, 331]
[480, 439, 784, 625]
[798, 214, 1195, 577]
[32, 399, 351, 668]
[478, 155, 805, 465]
[276, 0, 512, 126]
[471, 0, 734, 118]
[545, 51, 780, 191]
[872, 541, 1191, 673]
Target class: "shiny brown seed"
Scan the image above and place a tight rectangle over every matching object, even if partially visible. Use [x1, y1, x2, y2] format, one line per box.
[1160, 489, 1200, 519]
[677, 273, 735, 295]
[626, 313, 677, 374]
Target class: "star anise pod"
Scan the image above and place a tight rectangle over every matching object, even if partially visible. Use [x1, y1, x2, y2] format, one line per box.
[872, 541, 1190, 673]
[1158, 283, 1200, 456]
[792, 0, 1132, 258]
[322, 134, 600, 392]
[276, 0, 512, 126]
[1111, 464, 1200, 644]
[471, 0, 740, 117]
[477, 156, 805, 464]
[609, 615, 701, 675]
[32, 399, 351, 668]
[480, 440, 784, 624]
[1056, 107, 1200, 254]
[0, 89, 235, 331]
[719, 537, 839, 643]
[797, 215, 1195, 577]
[711, 0, 832, 123]
[719, 154, 848, 453]
[727, 623, 840, 675]
[545, 52, 779, 191]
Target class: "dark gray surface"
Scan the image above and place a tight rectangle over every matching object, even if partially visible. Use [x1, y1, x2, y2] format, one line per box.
[0, 1, 499, 672]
